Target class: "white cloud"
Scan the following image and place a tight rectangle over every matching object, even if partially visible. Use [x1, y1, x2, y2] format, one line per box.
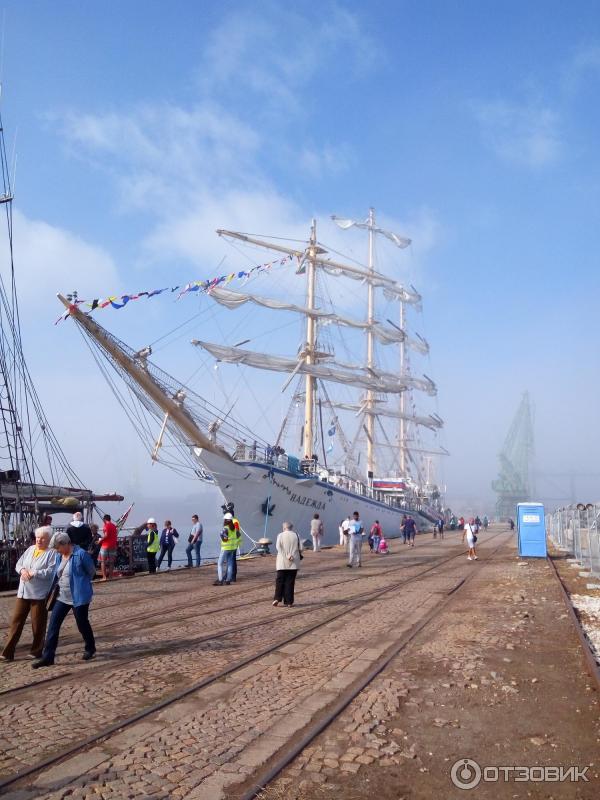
[0, 209, 119, 315]
[475, 100, 562, 168]
[60, 103, 262, 216]
[197, 5, 378, 112]
[299, 143, 353, 178]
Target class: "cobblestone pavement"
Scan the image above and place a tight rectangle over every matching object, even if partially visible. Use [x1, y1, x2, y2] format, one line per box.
[261, 535, 600, 800]
[0, 530, 508, 799]
[0, 542, 469, 776]
[0, 542, 461, 696]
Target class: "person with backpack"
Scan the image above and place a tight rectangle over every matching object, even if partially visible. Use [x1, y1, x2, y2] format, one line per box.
[370, 520, 382, 554]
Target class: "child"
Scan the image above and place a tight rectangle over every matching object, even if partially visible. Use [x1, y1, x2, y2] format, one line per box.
[378, 536, 389, 554]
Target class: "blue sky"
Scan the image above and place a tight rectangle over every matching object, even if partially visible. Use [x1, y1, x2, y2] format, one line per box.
[1, 0, 599, 513]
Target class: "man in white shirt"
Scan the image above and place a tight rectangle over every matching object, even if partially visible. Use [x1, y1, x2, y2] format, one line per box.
[340, 516, 351, 547]
[347, 511, 365, 568]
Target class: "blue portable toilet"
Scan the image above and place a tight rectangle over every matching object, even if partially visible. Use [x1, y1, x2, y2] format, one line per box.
[516, 502, 547, 557]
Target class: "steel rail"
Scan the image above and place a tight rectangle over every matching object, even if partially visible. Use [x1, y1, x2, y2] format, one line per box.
[0, 537, 443, 629]
[546, 554, 600, 690]
[237, 535, 509, 800]
[0, 530, 507, 791]
[0, 539, 486, 696]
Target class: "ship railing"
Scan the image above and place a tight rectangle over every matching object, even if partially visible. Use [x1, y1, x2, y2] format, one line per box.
[546, 504, 600, 576]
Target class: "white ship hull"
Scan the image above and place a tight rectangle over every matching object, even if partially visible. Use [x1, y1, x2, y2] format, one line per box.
[197, 449, 433, 545]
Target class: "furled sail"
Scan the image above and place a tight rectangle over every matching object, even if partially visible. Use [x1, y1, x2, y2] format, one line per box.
[208, 287, 422, 347]
[330, 401, 443, 430]
[191, 340, 429, 394]
[330, 359, 436, 395]
[216, 229, 422, 306]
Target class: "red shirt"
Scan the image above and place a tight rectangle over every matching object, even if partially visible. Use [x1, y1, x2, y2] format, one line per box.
[101, 520, 118, 549]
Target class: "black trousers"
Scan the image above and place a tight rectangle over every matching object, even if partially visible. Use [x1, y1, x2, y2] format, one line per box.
[43, 600, 95, 662]
[157, 543, 175, 568]
[147, 552, 157, 573]
[274, 570, 297, 606]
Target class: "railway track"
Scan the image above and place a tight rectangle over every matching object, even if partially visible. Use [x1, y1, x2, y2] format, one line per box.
[0, 531, 507, 793]
[0, 535, 490, 697]
[0, 541, 445, 633]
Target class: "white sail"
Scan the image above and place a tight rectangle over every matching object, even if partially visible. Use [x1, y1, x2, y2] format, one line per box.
[191, 340, 422, 394]
[208, 286, 412, 346]
[216, 229, 422, 306]
[330, 401, 443, 430]
[330, 359, 436, 395]
[331, 215, 412, 248]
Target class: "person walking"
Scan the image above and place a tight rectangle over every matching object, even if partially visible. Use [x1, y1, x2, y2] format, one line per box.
[66, 512, 93, 551]
[437, 518, 444, 539]
[185, 514, 203, 568]
[99, 514, 118, 581]
[404, 515, 416, 547]
[463, 518, 478, 561]
[483, 515, 489, 530]
[347, 511, 365, 568]
[273, 521, 302, 607]
[32, 532, 96, 668]
[370, 520, 382, 554]
[401, 514, 408, 544]
[310, 513, 324, 552]
[214, 514, 237, 585]
[1, 526, 57, 662]
[157, 520, 179, 570]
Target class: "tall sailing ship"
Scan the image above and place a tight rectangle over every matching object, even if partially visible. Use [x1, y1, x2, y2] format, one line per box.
[59, 210, 447, 546]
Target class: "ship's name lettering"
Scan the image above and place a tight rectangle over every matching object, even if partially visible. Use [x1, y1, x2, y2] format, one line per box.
[290, 493, 325, 511]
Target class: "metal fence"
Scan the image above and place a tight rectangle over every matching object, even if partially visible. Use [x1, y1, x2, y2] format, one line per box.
[546, 504, 600, 577]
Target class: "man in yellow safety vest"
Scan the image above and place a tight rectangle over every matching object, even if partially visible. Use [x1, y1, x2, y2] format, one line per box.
[214, 514, 238, 586]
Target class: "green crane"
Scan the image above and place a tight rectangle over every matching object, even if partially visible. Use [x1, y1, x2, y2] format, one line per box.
[492, 392, 534, 520]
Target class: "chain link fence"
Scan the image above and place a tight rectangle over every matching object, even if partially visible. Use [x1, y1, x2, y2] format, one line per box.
[546, 504, 600, 577]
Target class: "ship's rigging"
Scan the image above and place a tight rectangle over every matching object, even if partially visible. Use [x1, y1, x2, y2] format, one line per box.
[0, 100, 114, 542]
[58, 209, 446, 509]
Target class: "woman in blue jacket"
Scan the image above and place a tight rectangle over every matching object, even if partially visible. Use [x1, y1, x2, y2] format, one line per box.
[32, 531, 96, 668]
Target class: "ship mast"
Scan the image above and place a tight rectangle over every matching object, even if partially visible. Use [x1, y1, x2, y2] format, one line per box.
[56, 294, 231, 461]
[304, 220, 318, 458]
[366, 208, 376, 477]
[399, 297, 406, 475]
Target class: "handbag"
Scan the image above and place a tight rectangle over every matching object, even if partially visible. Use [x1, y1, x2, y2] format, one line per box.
[46, 579, 59, 612]
[46, 557, 70, 612]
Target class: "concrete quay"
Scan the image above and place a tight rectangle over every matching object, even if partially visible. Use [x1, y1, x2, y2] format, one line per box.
[0, 526, 598, 800]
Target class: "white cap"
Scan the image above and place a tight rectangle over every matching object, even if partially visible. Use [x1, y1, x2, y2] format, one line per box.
[223, 513, 233, 520]
[147, 517, 156, 524]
